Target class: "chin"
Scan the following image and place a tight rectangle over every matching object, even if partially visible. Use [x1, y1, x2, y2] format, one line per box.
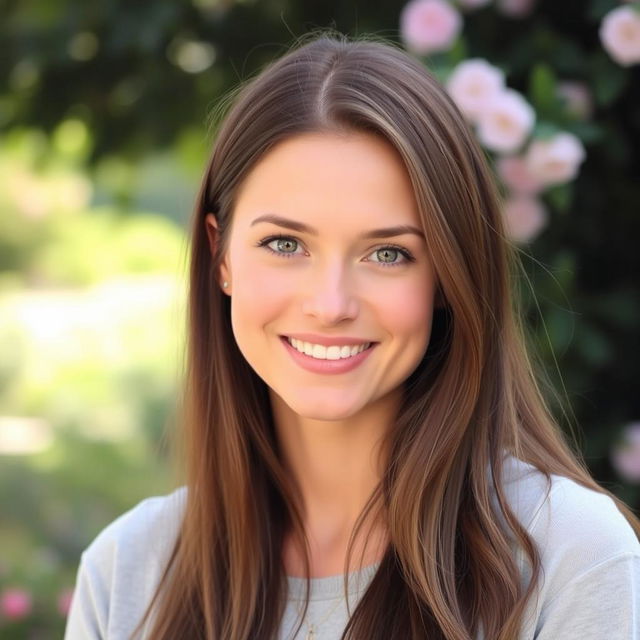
[282, 393, 368, 423]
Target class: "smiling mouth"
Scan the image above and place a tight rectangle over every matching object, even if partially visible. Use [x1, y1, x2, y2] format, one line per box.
[283, 336, 374, 360]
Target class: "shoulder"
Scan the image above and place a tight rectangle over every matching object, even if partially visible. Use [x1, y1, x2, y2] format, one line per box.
[500, 455, 639, 554]
[83, 486, 187, 571]
[65, 487, 186, 639]
[498, 455, 640, 601]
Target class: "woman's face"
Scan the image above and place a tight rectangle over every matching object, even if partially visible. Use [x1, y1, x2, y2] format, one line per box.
[207, 131, 439, 421]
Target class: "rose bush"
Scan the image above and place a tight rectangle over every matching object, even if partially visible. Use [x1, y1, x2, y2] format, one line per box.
[398, 0, 640, 503]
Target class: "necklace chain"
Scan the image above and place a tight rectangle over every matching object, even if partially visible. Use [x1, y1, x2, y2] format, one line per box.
[293, 594, 345, 639]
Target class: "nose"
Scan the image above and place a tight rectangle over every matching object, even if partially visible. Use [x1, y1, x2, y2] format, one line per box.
[301, 262, 359, 325]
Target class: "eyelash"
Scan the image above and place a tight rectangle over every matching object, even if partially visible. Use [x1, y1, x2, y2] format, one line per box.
[255, 234, 416, 268]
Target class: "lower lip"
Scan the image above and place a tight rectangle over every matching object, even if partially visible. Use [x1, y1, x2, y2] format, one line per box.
[280, 337, 377, 375]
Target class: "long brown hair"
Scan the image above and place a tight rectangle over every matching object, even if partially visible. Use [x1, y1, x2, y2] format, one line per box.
[136, 31, 640, 639]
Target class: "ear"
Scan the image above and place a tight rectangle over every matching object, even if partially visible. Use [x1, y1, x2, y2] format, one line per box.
[205, 213, 231, 294]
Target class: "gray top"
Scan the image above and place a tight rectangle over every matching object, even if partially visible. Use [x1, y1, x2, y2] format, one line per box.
[281, 564, 379, 640]
[64, 455, 640, 639]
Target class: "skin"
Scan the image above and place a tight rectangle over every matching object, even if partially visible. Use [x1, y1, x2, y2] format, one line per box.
[206, 131, 441, 577]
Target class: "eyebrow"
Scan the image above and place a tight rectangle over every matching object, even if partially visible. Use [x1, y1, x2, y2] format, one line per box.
[250, 213, 425, 240]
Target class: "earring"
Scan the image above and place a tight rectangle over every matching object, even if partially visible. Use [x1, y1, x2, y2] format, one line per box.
[223, 281, 228, 288]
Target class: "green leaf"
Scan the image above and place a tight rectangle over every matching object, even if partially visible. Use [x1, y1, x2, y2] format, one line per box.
[427, 52, 454, 84]
[563, 120, 604, 144]
[551, 250, 577, 290]
[533, 120, 562, 140]
[545, 183, 574, 213]
[447, 37, 468, 66]
[576, 322, 614, 367]
[590, 52, 629, 106]
[529, 63, 557, 116]
[545, 306, 575, 355]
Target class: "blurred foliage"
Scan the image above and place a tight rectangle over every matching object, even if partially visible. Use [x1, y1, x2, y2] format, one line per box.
[0, 0, 406, 162]
[1, 0, 639, 635]
[0, 126, 186, 635]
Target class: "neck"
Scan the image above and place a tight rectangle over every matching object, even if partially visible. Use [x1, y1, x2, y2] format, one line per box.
[271, 390, 396, 576]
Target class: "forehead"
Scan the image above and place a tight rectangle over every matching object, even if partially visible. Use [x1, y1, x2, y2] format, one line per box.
[231, 131, 422, 233]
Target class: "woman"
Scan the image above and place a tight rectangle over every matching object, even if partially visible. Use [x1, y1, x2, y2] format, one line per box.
[64, 32, 640, 639]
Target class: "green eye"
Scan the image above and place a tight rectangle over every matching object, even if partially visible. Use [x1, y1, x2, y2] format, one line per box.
[257, 235, 415, 268]
[375, 248, 399, 263]
[275, 238, 298, 253]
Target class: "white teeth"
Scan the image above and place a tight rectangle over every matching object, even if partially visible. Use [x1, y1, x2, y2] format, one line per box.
[326, 346, 341, 360]
[287, 337, 371, 360]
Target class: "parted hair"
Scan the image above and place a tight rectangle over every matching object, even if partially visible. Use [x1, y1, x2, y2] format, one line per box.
[134, 31, 640, 639]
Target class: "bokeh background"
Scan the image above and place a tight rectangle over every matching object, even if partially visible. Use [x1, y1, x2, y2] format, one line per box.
[1, 0, 639, 635]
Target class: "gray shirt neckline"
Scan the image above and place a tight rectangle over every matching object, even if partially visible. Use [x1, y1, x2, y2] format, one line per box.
[286, 563, 380, 601]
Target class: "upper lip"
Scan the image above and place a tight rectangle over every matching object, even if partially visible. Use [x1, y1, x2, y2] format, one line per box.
[282, 333, 375, 346]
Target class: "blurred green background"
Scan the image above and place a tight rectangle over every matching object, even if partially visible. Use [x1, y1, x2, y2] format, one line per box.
[1, 0, 639, 636]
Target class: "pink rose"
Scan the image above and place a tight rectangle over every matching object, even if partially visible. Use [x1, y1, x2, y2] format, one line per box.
[524, 132, 586, 186]
[611, 422, 640, 483]
[57, 587, 74, 617]
[446, 58, 505, 123]
[476, 89, 535, 153]
[496, 154, 545, 195]
[400, 0, 463, 54]
[495, 0, 537, 18]
[600, 6, 640, 67]
[0, 587, 32, 620]
[556, 81, 593, 120]
[502, 195, 548, 243]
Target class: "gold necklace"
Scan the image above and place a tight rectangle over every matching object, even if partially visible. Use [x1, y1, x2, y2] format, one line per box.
[293, 594, 345, 639]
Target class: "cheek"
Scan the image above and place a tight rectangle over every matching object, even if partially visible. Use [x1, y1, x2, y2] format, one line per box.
[376, 275, 435, 342]
[229, 257, 291, 345]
